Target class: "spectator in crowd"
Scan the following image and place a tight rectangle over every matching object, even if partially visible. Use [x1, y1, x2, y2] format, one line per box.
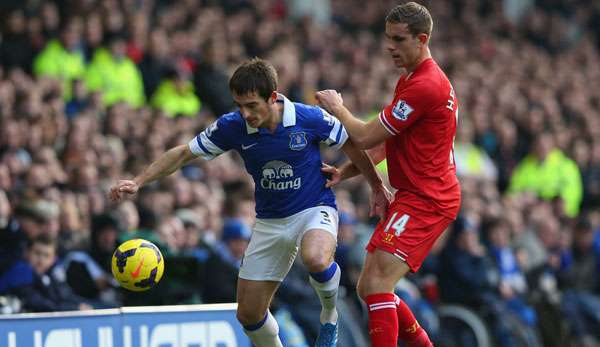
[0, 201, 51, 272]
[0, 235, 93, 312]
[33, 19, 85, 100]
[202, 218, 251, 304]
[559, 217, 600, 346]
[85, 34, 145, 107]
[509, 133, 583, 217]
[193, 39, 235, 117]
[439, 217, 534, 347]
[138, 28, 172, 99]
[151, 66, 201, 117]
[63, 213, 120, 305]
[454, 118, 498, 182]
[486, 219, 539, 338]
[0, 10, 35, 73]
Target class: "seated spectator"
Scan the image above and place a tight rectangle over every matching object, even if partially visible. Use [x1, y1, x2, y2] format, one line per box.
[486, 219, 538, 328]
[202, 218, 251, 303]
[558, 217, 600, 345]
[63, 213, 121, 305]
[438, 216, 531, 347]
[0, 235, 92, 312]
[0, 201, 49, 273]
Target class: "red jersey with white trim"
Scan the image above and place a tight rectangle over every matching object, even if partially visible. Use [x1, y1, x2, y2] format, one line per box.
[378, 58, 460, 219]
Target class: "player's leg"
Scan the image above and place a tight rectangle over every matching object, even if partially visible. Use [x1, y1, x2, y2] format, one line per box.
[237, 216, 301, 346]
[357, 249, 432, 347]
[301, 228, 339, 324]
[299, 206, 340, 346]
[358, 202, 450, 347]
[236, 278, 282, 347]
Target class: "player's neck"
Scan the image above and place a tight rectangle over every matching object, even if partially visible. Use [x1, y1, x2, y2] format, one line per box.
[405, 47, 432, 74]
[264, 102, 283, 133]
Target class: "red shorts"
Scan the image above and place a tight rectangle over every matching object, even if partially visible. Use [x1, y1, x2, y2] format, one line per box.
[366, 198, 454, 272]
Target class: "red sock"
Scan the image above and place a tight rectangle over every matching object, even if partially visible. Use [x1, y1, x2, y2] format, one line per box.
[365, 293, 399, 347]
[394, 295, 432, 347]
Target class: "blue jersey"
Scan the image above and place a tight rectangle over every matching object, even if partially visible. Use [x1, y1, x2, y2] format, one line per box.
[188, 94, 348, 218]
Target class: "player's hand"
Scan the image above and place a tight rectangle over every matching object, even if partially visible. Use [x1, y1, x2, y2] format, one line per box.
[321, 163, 341, 188]
[370, 184, 392, 220]
[315, 89, 344, 114]
[108, 179, 140, 202]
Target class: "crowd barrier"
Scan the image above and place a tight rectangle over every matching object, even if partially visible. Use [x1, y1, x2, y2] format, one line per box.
[0, 303, 250, 347]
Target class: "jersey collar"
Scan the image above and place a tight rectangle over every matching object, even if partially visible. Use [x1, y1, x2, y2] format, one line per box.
[245, 93, 296, 134]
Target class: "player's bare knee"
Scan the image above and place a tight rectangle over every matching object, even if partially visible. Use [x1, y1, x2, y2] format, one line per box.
[303, 252, 331, 273]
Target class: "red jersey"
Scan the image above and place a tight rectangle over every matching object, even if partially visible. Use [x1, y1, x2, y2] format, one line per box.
[378, 58, 461, 219]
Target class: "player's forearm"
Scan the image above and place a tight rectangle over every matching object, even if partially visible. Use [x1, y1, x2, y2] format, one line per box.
[331, 105, 379, 149]
[133, 145, 195, 187]
[337, 161, 361, 181]
[342, 140, 383, 188]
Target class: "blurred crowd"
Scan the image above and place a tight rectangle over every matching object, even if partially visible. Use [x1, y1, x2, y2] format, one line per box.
[0, 0, 599, 346]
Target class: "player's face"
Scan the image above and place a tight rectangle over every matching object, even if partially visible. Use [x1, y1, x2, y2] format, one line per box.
[385, 22, 423, 69]
[233, 91, 277, 128]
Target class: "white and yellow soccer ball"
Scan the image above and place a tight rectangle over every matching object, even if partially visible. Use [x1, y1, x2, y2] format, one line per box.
[111, 239, 164, 292]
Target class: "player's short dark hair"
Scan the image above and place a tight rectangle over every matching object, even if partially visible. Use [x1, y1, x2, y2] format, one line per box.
[386, 2, 433, 37]
[229, 58, 278, 101]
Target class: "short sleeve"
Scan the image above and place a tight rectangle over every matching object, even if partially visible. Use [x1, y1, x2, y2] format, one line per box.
[314, 107, 348, 149]
[378, 81, 436, 135]
[188, 117, 234, 160]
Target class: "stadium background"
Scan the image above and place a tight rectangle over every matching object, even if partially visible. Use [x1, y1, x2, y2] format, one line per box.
[0, 0, 599, 346]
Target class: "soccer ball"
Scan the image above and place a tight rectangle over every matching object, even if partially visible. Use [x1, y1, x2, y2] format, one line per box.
[111, 239, 164, 292]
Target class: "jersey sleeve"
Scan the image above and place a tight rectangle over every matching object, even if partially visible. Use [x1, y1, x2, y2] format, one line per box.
[315, 107, 349, 149]
[378, 81, 437, 135]
[188, 117, 234, 160]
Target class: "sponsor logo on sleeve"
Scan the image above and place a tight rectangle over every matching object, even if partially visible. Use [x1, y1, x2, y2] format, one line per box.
[391, 100, 413, 121]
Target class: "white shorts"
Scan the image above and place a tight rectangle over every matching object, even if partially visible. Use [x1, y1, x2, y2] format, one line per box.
[238, 206, 338, 282]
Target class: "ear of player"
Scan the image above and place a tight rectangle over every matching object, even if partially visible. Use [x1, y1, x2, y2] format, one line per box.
[111, 239, 164, 292]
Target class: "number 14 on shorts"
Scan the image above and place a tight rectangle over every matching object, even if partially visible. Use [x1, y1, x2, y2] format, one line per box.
[384, 212, 410, 236]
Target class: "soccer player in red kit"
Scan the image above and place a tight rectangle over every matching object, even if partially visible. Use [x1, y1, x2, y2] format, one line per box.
[316, 2, 460, 347]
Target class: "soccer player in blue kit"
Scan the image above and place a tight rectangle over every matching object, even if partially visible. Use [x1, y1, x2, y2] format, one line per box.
[109, 58, 389, 347]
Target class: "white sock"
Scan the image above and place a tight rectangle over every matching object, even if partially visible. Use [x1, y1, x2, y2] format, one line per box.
[309, 263, 341, 324]
[244, 311, 283, 347]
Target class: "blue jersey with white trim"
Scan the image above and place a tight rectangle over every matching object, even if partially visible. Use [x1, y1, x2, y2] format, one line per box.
[188, 94, 348, 218]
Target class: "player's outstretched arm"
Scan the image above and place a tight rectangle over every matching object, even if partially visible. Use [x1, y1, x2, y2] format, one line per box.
[322, 142, 386, 187]
[108, 144, 197, 202]
[340, 139, 391, 219]
[316, 90, 391, 149]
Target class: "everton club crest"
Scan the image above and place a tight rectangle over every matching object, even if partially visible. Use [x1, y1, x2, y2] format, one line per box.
[289, 132, 307, 151]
